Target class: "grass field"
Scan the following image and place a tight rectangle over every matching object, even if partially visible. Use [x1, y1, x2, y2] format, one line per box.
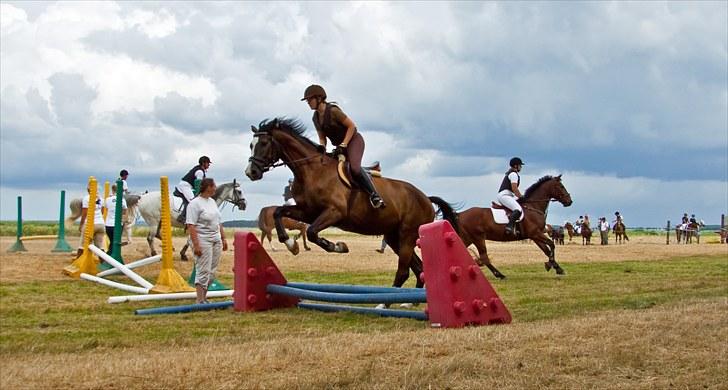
[1, 233, 726, 389]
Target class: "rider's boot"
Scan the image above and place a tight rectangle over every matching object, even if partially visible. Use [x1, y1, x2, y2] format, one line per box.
[504, 209, 522, 236]
[176, 201, 189, 225]
[355, 171, 385, 209]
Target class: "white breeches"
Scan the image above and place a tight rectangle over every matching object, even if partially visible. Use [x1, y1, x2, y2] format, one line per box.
[284, 198, 296, 206]
[496, 192, 522, 214]
[176, 182, 195, 202]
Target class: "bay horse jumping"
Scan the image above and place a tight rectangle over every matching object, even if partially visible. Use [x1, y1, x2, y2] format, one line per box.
[258, 205, 310, 252]
[455, 175, 573, 279]
[613, 221, 628, 244]
[244, 118, 458, 289]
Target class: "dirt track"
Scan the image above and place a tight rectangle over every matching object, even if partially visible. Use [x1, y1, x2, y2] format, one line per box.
[1, 233, 725, 284]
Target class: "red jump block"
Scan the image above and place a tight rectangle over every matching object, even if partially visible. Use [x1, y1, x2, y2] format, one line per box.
[417, 220, 512, 328]
[233, 231, 299, 312]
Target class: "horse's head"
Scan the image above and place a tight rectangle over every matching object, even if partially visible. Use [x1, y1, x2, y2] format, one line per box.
[215, 179, 247, 211]
[246, 122, 283, 181]
[551, 175, 573, 207]
[522, 174, 573, 207]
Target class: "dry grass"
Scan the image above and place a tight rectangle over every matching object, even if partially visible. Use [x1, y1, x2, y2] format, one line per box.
[2, 233, 726, 283]
[1, 233, 727, 389]
[1, 300, 725, 389]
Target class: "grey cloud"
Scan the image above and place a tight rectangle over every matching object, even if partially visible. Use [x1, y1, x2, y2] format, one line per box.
[48, 73, 97, 128]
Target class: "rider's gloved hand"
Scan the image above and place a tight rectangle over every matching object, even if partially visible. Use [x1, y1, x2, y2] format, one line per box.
[334, 144, 347, 157]
[316, 144, 326, 154]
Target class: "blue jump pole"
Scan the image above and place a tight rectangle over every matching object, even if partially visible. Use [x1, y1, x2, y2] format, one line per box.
[286, 282, 424, 294]
[298, 302, 428, 320]
[267, 284, 427, 304]
[135, 301, 233, 315]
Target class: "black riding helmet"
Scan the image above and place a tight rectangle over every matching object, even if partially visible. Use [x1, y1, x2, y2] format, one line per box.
[199, 156, 212, 165]
[509, 157, 524, 167]
[119, 169, 129, 177]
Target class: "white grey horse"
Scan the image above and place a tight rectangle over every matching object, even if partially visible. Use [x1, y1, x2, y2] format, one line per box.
[136, 180, 246, 260]
[67, 194, 141, 246]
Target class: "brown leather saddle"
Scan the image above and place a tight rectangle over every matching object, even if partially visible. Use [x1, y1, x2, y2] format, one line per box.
[338, 155, 382, 188]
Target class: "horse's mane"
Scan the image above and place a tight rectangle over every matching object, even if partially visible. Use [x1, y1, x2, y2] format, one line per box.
[522, 175, 554, 200]
[259, 118, 319, 149]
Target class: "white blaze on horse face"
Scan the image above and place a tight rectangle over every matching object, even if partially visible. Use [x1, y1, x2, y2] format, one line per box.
[245, 137, 259, 178]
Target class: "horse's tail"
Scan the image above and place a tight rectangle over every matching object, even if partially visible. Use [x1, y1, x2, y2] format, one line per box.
[428, 196, 460, 233]
[65, 198, 82, 229]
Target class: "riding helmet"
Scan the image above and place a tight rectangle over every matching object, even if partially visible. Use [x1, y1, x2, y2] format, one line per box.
[301, 85, 326, 101]
[119, 169, 129, 177]
[199, 156, 212, 165]
[509, 157, 524, 167]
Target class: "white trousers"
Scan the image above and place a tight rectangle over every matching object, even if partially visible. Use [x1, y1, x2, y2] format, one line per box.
[176, 181, 195, 203]
[194, 239, 222, 287]
[496, 191, 522, 214]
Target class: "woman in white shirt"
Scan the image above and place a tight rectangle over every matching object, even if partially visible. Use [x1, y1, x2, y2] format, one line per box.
[76, 185, 106, 258]
[186, 178, 228, 304]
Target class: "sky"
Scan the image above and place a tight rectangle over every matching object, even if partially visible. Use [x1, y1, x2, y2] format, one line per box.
[1, 1, 726, 227]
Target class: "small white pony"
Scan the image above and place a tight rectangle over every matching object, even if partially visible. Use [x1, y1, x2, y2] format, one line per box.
[136, 180, 246, 260]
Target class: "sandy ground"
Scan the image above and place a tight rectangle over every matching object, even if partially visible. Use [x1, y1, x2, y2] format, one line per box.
[1, 232, 725, 284]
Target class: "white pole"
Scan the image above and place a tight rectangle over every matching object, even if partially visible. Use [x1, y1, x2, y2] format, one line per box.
[81, 273, 149, 294]
[108, 290, 233, 304]
[89, 244, 154, 289]
[96, 255, 162, 277]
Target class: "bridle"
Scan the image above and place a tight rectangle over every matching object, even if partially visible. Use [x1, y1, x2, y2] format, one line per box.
[248, 129, 322, 173]
[519, 182, 570, 218]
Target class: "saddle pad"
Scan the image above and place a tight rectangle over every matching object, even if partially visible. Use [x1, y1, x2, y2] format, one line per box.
[489, 208, 525, 224]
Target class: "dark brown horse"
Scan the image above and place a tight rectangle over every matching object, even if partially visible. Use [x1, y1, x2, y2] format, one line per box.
[564, 222, 579, 242]
[244, 118, 458, 288]
[580, 221, 592, 245]
[613, 221, 628, 244]
[258, 205, 311, 252]
[455, 175, 573, 279]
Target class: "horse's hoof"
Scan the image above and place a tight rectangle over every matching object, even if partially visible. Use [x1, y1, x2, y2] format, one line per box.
[544, 262, 552, 272]
[334, 242, 349, 253]
[375, 304, 387, 310]
[181, 255, 188, 262]
[305, 247, 311, 251]
[555, 267, 565, 275]
[399, 303, 414, 309]
[495, 273, 506, 280]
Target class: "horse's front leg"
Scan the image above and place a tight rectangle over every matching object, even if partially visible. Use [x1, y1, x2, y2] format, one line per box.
[273, 206, 306, 255]
[305, 209, 348, 253]
[533, 234, 564, 275]
[147, 227, 157, 256]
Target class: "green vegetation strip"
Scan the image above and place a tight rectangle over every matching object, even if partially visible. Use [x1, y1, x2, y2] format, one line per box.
[1, 255, 725, 355]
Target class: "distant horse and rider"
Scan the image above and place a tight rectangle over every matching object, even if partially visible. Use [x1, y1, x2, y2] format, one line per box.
[135, 180, 246, 260]
[454, 175, 573, 279]
[564, 221, 592, 245]
[675, 215, 704, 244]
[244, 117, 458, 293]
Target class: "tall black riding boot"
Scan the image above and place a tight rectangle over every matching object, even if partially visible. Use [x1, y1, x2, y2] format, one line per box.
[355, 171, 386, 209]
[177, 201, 189, 224]
[504, 209, 522, 236]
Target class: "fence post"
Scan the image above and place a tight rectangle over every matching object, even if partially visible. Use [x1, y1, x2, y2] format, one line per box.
[721, 214, 726, 244]
[52, 190, 73, 252]
[666, 220, 670, 245]
[7, 196, 27, 253]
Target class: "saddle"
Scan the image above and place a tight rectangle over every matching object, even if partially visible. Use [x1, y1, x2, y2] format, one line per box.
[337, 155, 382, 188]
[491, 201, 520, 218]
